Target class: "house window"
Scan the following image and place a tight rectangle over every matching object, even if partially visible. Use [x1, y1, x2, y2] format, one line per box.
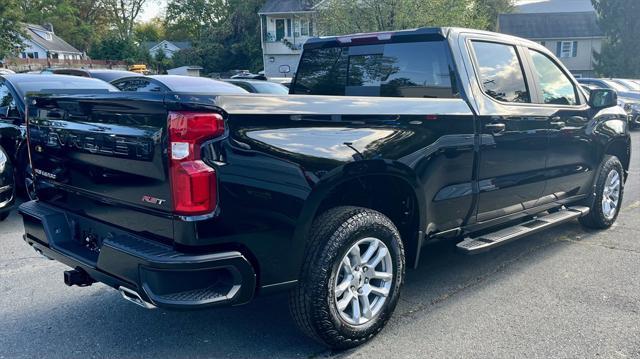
[34, 30, 52, 41]
[275, 19, 286, 41]
[300, 19, 310, 36]
[557, 41, 578, 58]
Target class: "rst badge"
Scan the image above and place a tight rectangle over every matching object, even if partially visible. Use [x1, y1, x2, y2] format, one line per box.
[142, 195, 166, 206]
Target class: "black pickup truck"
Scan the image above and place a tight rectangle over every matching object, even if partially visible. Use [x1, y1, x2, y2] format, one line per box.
[19, 28, 629, 349]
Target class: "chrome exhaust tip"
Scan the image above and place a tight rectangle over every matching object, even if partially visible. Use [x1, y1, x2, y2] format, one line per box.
[118, 286, 156, 309]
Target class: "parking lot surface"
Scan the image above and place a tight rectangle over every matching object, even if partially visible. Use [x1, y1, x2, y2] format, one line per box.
[1, 132, 639, 359]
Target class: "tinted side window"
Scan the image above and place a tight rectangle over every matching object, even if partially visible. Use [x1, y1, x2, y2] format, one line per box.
[114, 79, 164, 93]
[528, 50, 577, 105]
[292, 40, 456, 98]
[472, 41, 530, 103]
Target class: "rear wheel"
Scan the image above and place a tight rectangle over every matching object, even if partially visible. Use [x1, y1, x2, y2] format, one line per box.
[580, 155, 624, 229]
[289, 206, 405, 349]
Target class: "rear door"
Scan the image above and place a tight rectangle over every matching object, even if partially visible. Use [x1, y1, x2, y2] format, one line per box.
[467, 39, 549, 222]
[27, 93, 175, 241]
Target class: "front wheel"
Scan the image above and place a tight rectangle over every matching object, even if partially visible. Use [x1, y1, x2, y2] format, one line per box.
[580, 155, 624, 229]
[289, 206, 405, 349]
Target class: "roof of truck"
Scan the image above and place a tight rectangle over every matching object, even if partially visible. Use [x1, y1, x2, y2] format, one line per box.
[304, 27, 544, 52]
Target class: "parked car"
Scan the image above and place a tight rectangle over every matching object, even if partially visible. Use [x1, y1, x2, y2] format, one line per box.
[612, 78, 640, 92]
[268, 77, 293, 88]
[223, 79, 289, 94]
[578, 78, 640, 127]
[0, 74, 119, 200]
[0, 145, 14, 221]
[111, 75, 249, 94]
[577, 78, 640, 99]
[43, 68, 140, 83]
[20, 27, 629, 349]
[230, 71, 267, 80]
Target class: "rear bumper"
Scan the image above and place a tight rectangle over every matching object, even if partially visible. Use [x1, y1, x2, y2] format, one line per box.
[19, 200, 256, 310]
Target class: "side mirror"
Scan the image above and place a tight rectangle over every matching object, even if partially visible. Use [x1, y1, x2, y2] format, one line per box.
[0, 106, 8, 119]
[589, 88, 618, 110]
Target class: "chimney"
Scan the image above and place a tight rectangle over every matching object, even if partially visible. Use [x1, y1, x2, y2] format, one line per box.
[43, 23, 54, 33]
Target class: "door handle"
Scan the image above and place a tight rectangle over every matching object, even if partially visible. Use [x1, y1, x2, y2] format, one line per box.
[568, 116, 588, 125]
[485, 123, 506, 133]
[550, 121, 566, 129]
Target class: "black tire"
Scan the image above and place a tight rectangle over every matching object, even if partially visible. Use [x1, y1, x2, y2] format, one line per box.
[579, 155, 624, 229]
[289, 206, 405, 349]
[0, 211, 8, 221]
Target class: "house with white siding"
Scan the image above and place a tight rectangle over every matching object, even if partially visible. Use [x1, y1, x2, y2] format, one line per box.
[19, 23, 83, 61]
[145, 40, 192, 59]
[258, 0, 318, 78]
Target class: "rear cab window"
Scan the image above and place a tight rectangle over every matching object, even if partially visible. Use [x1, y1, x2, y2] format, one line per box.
[292, 40, 458, 98]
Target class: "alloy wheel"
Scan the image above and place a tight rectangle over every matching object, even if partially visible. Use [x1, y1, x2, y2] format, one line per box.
[602, 169, 621, 220]
[333, 237, 393, 326]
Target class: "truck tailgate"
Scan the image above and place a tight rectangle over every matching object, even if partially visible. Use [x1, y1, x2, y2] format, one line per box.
[27, 93, 175, 241]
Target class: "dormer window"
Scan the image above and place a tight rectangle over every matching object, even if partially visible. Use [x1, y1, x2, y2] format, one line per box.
[34, 30, 52, 41]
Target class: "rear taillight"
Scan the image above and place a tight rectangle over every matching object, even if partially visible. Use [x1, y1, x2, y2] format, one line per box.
[168, 111, 224, 216]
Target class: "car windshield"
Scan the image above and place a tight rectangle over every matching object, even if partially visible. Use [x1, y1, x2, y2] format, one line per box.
[90, 71, 139, 82]
[12, 75, 118, 98]
[151, 76, 248, 94]
[250, 82, 289, 94]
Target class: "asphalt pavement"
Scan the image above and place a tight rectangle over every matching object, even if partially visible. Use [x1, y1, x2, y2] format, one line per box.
[1, 133, 640, 358]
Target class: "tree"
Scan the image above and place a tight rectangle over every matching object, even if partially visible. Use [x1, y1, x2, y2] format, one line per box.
[0, 0, 25, 59]
[20, 0, 109, 53]
[88, 34, 138, 62]
[316, 0, 514, 35]
[171, 48, 203, 68]
[104, 0, 150, 40]
[165, 0, 227, 41]
[475, 0, 514, 30]
[592, 0, 640, 78]
[164, 0, 265, 73]
[135, 18, 165, 43]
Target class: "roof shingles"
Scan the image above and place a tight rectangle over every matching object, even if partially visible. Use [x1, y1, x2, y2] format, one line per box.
[498, 11, 604, 39]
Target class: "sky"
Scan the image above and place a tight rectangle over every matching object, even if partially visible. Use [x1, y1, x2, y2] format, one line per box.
[140, 0, 168, 22]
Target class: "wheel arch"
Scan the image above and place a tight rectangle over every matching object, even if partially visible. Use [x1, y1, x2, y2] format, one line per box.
[291, 160, 427, 275]
[603, 137, 631, 175]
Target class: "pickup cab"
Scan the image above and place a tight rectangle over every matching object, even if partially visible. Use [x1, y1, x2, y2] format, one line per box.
[19, 28, 629, 349]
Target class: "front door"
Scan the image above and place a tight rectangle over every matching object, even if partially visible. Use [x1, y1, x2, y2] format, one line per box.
[470, 40, 549, 222]
[524, 48, 595, 203]
[276, 19, 285, 41]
